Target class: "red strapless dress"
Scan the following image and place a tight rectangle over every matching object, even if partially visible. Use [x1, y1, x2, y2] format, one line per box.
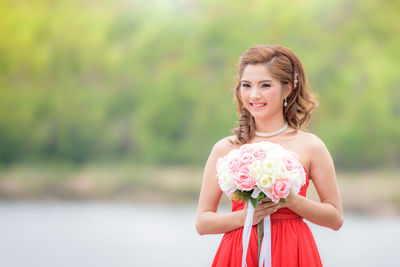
[212, 167, 323, 267]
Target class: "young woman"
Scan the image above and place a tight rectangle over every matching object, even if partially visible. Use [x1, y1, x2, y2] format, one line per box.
[195, 45, 343, 267]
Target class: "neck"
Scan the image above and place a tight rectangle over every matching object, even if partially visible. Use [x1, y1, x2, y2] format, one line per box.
[253, 116, 287, 133]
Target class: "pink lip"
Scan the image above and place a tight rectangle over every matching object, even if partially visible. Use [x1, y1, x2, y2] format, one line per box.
[250, 103, 267, 110]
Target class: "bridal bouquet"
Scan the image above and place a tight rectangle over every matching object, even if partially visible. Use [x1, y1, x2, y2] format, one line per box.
[216, 141, 306, 267]
[216, 141, 306, 206]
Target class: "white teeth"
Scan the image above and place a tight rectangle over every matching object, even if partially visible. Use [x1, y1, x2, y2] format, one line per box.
[251, 103, 266, 107]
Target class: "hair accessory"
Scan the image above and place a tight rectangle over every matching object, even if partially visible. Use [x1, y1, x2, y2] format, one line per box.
[293, 72, 298, 88]
[255, 122, 288, 137]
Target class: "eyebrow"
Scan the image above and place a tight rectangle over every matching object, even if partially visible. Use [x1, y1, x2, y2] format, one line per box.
[240, 79, 272, 83]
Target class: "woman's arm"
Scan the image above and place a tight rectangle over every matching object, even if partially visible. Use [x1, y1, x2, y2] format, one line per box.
[195, 137, 280, 235]
[195, 138, 245, 235]
[281, 135, 344, 231]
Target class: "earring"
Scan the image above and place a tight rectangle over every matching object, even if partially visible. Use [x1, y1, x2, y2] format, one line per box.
[284, 98, 288, 107]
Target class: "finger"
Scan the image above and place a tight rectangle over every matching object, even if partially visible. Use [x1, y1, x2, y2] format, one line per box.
[260, 197, 273, 203]
[255, 206, 274, 214]
[256, 207, 279, 217]
[257, 202, 279, 210]
[260, 206, 279, 217]
[254, 204, 279, 215]
[259, 200, 278, 205]
[253, 209, 278, 224]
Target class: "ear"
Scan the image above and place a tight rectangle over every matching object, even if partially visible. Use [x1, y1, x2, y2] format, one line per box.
[283, 84, 292, 98]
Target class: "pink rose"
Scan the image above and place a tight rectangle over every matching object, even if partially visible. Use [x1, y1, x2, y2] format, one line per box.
[240, 152, 255, 165]
[284, 157, 296, 171]
[254, 148, 267, 159]
[271, 178, 291, 202]
[283, 152, 300, 171]
[228, 158, 241, 173]
[233, 166, 256, 190]
[240, 145, 254, 154]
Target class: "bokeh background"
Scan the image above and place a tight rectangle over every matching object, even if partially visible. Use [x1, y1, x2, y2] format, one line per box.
[0, 0, 399, 266]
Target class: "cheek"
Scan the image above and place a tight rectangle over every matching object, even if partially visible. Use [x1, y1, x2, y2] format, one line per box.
[256, 90, 277, 102]
[267, 86, 282, 98]
[265, 87, 284, 106]
[239, 89, 250, 102]
[239, 86, 282, 103]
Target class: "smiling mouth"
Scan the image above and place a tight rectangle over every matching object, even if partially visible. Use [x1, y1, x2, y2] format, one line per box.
[250, 103, 267, 107]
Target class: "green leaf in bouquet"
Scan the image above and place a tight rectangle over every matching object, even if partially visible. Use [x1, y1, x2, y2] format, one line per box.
[256, 192, 266, 201]
[250, 198, 258, 208]
[279, 198, 286, 203]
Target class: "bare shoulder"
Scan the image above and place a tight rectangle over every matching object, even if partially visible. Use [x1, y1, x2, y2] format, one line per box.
[212, 135, 240, 157]
[295, 129, 328, 153]
[203, 135, 240, 174]
[295, 129, 334, 173]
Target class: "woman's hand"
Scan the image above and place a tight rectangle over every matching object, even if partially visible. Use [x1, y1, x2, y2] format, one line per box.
[242, 197, 280, 225]
[278, 191, 296, 209]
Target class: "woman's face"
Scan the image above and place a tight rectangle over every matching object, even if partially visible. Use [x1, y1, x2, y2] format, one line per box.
[239, 63, 288, 120]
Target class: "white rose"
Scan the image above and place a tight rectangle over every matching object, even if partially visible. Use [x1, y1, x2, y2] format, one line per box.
[256, 174, 275, 192]
[287, 170, 303, 194]
[261, 158, 280, 175]
[227, 149, 241, 160]
[248, 160, 262, 173]
[274, 160, 289, 179]
[217, 170, 236, 193]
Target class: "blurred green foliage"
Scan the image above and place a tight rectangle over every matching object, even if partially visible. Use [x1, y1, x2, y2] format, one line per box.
[0, 0, 399, 169]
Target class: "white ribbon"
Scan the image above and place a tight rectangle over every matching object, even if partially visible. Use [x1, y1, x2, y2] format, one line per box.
[241, 202, 254, 267]
[251, 188, 261, 199]
[241, 203, 272, 267]
[259, 215, 271, 267]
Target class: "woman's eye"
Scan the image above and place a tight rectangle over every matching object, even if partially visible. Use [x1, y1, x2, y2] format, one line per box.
[242, 84, 250, 88]
[262, 84, 271, 88]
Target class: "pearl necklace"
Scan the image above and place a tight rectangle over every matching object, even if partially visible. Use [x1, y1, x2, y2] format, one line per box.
[255, 122, 288, 137]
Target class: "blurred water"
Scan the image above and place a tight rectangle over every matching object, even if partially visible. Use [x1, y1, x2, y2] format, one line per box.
[0, 202, 398, 267]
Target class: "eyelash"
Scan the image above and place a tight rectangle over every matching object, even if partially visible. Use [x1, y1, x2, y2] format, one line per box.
[242, 84, 270, 88]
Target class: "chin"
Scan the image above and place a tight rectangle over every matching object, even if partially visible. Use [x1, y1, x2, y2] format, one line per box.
[249, 112, 269, 120]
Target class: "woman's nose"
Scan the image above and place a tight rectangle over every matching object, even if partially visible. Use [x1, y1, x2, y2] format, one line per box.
[250, 87, 261, 99]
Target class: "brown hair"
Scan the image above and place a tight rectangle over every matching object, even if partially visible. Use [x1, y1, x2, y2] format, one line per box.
[231, 45, 318, 144]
